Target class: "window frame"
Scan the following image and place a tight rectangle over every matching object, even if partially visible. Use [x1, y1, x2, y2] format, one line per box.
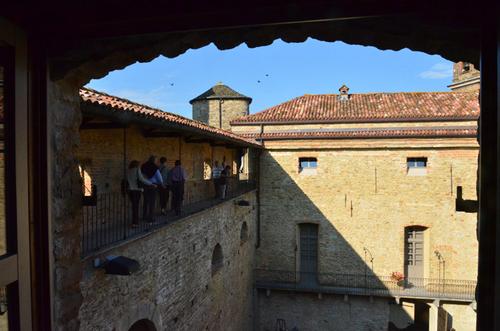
[298, 157, 318, 173]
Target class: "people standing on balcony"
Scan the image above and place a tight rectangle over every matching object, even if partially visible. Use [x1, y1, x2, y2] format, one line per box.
[212, 160, 223, 198]
[127, 160, 153, 228]
[220, 165, 231, 200]
[141, 155, 163, 222]
[169, 160, 187, 216]
[158, 156, 170, 215]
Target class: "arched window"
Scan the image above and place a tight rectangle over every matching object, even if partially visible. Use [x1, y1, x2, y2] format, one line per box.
[240, 222, 249, 243]
[128, 319, 157, 331]
[78, 165, 93, 197]
[211, 243, 223, 275]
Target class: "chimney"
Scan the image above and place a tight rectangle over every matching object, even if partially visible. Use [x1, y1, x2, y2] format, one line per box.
[338, 84, 350, 101]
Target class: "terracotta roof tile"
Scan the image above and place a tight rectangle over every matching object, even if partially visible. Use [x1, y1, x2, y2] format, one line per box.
[189, 83, 252, 104]
[240, 126, 477, 140]
[79, 88, 261, 148]
[231, 92, 479, 124]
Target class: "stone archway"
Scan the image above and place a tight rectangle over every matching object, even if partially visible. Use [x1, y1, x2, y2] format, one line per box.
[128, 319, 157, 331]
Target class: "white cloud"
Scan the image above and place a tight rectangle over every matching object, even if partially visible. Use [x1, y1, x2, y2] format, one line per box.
[418, 63, 453, 79]
[113, 86, 169, 110]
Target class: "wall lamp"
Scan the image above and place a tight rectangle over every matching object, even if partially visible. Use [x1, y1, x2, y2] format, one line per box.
[93, 255, 140, 276]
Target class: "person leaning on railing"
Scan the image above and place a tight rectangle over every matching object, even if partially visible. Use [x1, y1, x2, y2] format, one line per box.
[127, 160, 153, 228]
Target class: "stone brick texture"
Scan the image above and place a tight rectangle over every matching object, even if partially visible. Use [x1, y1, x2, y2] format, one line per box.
[253, 124, 478, 330]
[78, 125, 248, 203]
[257, 139, 478, 279]
[192, 99, 249, 131]
[257, 290, 391, 331]
[49, 79, 85, 331]
[78, 191, 257, 331]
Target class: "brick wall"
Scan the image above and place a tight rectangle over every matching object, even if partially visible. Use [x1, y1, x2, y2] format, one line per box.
[257, 144, 478, 279]
[78, 125, 245, 204]
[78, 191, 257, 331]
[257, 290, 390, 331]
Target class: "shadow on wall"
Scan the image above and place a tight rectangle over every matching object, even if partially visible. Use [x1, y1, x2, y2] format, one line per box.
[256, 152, 453, 331]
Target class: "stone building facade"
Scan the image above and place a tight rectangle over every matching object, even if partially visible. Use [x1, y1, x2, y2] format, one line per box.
[448, 61, 480, 92]
[231, 87, 479, 331]
[190, 83, 251, 131]
[78, 190, 258, 331]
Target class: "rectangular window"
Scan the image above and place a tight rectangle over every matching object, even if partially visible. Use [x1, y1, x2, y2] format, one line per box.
[299, 157, 317, 174]
[407, 157, 427, 176]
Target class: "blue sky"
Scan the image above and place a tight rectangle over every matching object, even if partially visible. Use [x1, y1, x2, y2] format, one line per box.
[87, 39, 454, 119]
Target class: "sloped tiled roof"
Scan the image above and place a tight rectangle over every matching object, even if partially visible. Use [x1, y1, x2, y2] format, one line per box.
[189, 83, 252, 104]
[79, 88, 261, 148]
[231, 92, 479, 124]
[239, 126, 477, 140]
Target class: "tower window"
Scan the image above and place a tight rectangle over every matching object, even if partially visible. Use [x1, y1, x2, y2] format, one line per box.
[462, 62, 471, 73]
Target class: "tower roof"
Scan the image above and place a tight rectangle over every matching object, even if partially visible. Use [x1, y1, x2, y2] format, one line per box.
[189, 82, 252, 104]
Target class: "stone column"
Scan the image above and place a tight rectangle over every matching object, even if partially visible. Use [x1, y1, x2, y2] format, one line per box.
[48, 79, 83, 331]
[427, 303, 438, 331]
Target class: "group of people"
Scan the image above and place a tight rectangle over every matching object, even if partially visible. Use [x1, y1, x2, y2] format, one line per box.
[126, 155, 187, 227]
[212, 161, 232, 200]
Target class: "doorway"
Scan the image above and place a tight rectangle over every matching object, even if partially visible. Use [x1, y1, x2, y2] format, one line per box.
[298, 223, 318, 285]
[405, 226, 426, 279]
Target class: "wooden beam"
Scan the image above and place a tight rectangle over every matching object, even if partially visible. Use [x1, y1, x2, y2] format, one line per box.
[142, 129, 183, 138]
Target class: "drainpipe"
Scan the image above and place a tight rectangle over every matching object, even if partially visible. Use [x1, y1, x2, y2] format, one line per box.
[256, 148, 262, 248]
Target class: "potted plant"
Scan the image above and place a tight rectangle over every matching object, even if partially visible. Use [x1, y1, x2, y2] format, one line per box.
[391, 271, 405, 287]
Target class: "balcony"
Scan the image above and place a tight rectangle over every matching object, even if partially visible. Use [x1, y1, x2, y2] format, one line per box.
[255, 269, 476, 302]
[80, 179, 256, 257]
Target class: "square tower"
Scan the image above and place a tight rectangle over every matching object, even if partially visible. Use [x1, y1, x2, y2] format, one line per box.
[190, 82, 252, 130]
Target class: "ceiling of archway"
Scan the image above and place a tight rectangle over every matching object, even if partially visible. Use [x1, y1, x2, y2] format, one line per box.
[50, 15, 479, 85]
[5, 1, 473, 85]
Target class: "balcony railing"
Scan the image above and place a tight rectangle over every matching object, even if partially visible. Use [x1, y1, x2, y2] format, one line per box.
[81, 179, 256, 257]
[255, 269, 477, 302]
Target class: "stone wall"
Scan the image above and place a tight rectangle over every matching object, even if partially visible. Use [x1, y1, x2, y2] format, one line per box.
[78, 190, 257, 331]
[49, 79, 84, 331]
[192, 99, 249, 131]
[78, 125, 245, 203]
[256, 141, 479, 281]
[257, 290, 391, 331]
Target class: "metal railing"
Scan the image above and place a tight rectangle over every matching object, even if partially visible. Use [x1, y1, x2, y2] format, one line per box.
[255, 269, 477, 302]
[81, 179, 256, 257]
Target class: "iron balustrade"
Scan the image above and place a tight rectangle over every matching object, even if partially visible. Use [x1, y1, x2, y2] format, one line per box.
[255, 269, 477, 302]
[81, 179, 256, 257]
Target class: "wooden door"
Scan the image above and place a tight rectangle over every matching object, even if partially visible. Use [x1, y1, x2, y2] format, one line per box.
[405, 227, 425, 279]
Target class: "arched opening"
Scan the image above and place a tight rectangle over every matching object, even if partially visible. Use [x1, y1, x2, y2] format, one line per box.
[240, 222, 249, 244]
[211, 243, 223, 276]
[128, 319, 157, 331]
